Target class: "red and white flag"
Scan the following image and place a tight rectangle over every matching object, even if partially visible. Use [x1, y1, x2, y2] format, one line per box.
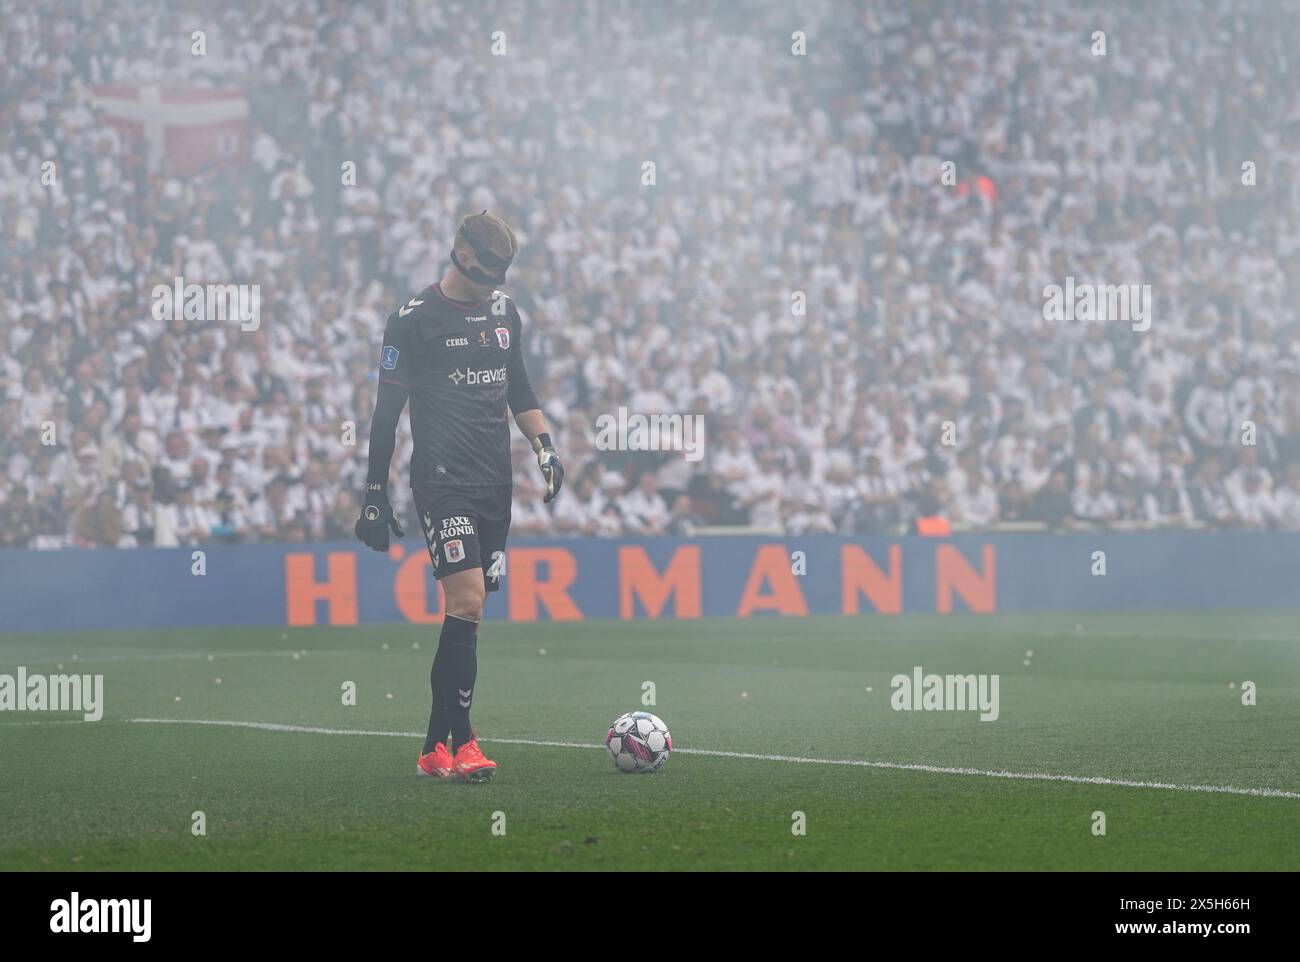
[90, 84, 249, 176]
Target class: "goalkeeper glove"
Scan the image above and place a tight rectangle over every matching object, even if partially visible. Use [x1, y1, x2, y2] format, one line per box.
[532, 433, 565, 503]
[354, 482, 404, 551]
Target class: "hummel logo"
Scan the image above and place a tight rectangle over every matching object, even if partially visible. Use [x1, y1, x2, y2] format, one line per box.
[458, 688, 472, 708]
[448, 369, 465, 384]
[398, 298, 424, 317]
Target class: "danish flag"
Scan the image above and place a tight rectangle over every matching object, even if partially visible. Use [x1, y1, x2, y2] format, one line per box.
[90, 84, 249, 176]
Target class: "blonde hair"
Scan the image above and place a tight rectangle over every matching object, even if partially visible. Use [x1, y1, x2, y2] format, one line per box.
[455, 211, 518, 262]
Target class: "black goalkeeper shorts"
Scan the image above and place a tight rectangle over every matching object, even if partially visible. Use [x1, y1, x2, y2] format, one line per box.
[412, 482, 512, 592]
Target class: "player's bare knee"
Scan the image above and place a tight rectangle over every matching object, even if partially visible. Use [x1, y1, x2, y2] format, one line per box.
[445, 593, 483, 621]
[444, 578, 485, 622]
[448, 600, 483, 623]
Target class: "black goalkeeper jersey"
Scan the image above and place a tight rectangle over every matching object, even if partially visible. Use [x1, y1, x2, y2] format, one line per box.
[377, 282, 539, 488]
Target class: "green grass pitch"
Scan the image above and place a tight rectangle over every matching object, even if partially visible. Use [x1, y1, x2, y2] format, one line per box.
[2, 611, 1298, 871]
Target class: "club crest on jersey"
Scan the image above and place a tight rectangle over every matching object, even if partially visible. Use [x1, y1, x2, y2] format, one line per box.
[380, 345, 399, 370]
[495, 326, 510, 350]
[444, 539, 465, 564]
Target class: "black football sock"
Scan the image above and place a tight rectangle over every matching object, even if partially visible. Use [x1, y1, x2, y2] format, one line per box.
[422, 642, 451, 755]
[439, 613, 479, 749]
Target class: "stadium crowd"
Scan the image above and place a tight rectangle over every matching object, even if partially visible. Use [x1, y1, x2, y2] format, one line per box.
[4, 0, 1300, 548]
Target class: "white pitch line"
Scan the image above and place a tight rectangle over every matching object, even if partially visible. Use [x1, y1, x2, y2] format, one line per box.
[127, 717, 1300, 800]
[131, 718, 415, 738]
[0, 650, 309, 665]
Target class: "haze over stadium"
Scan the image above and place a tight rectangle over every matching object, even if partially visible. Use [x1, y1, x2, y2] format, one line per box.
[5, 0, 1300, 547]
[1, 0, 1298, 887]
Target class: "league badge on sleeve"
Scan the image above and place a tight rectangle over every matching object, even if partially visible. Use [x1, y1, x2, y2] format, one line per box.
[494, 326, 510, 350]
[381, 345, 400, 370]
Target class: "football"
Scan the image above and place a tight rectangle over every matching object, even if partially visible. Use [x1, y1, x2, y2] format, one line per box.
[605, 711, 672, 773]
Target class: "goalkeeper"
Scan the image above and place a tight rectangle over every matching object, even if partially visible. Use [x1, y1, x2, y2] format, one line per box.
[355, 211, 563, 782]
